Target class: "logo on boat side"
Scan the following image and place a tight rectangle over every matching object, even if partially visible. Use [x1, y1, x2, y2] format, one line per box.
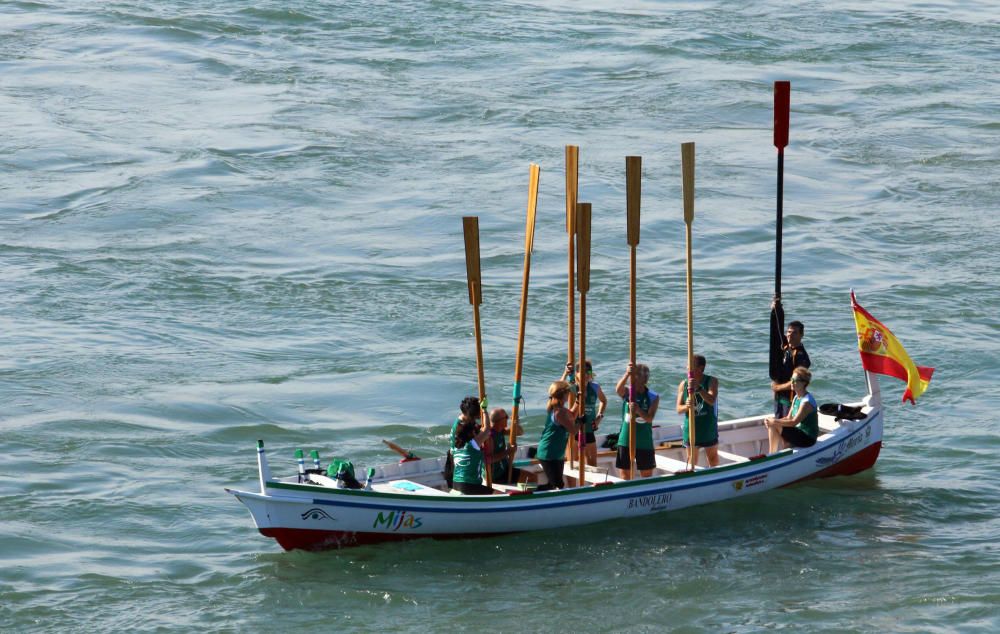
[816, 432, 866, 467]
[816, 440, 847, 466]
[733, 473, 767, 491]
[301, 508, 336, 521]
[373, 510, 423, 531]
[627, 492, 672, 511]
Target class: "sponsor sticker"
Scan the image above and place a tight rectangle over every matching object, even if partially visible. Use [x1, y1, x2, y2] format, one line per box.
[626, 492, 672, 511]
[373, 510, 424, 531]
[733, 473, 767, 491]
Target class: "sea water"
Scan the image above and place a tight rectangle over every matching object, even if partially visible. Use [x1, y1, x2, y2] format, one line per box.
[2, 1, 998, 631]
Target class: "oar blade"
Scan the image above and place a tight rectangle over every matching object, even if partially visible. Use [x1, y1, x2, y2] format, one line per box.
[526, 163, 540, 253]
[626, 156, 641, 247]
[681, 142, 695, 224]
[576, 202, 592, 293]
[774, 81, 791, 150]
[462, 216, 482, 305]
[565, 145, 579, 236]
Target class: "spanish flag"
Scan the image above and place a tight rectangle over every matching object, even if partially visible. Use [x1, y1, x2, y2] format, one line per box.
[851, 290, 934, 404]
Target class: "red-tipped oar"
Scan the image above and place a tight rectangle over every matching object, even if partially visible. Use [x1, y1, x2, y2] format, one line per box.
[576, 202, 592, 487]
[462, 216, 492, 488]
[625, 156, 641, 480]
[770, 81, 791, 381]
[681, 142, 697, 471]
[508, 164, 540, 483]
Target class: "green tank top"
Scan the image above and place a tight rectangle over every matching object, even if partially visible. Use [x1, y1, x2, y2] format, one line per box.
[490, 430, 509, 482]
[583, 382, 600, 424]
[616, 388, 657, 450]
[681, 374, 718, 446]
[537, 409, 569, 461]
[791, 393, 819, 439]
[452, 439, 484, 484]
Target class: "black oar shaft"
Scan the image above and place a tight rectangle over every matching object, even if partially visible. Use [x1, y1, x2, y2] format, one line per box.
[775, 151, 784, 299]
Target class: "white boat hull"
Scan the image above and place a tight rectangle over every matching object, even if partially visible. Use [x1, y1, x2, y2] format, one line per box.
[228, 386, 883, 551]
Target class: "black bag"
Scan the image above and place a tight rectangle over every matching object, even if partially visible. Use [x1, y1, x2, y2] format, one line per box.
[444, 450, 454, 487]
[819, 403, 867, 421]
[602, 433, 620, 450]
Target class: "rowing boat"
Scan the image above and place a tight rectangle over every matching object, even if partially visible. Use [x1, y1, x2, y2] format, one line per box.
[226, 369, 884, 551]
[227, 82, 932, 551]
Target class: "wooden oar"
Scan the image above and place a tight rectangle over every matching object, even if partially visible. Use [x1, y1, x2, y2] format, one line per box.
[770, 81, 791, 381]
[382, 439, 420, 462]
[576, 202, 592, 487]
[681, 142, 697, 471]
[462, 216, 492, 488]
[565, 145, 579, 466]
[625, 156, 641, 480]
[508, 163, 540, 483]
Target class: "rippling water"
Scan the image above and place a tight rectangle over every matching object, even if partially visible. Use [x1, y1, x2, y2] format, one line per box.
[2, 1, 998, 632]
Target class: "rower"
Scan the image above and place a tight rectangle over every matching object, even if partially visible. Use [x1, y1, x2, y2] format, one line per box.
[561, 359, 608, 467]
[770, 300, 811, 418]
[488, 407, 522, 485]
[614, 362, 659, 479]
[675, 354, 720, 467]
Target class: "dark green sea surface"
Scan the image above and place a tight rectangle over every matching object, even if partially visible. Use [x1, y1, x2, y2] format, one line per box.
[2, 1, 998, 632]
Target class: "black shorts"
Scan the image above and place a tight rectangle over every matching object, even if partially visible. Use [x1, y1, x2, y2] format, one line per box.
[781, 426, 817, 448]
[683, 437, 719, 449]
[577, 430, 596, 445]
[537, 459, 565, 490]
[453, 481, 494, 495]
[492, 467, 522, 485]
[616, 446, 655, 471]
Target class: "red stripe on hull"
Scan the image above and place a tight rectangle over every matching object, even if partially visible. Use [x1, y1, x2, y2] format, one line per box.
[793, 441, 882, 485]
[260, 527, 511, 551]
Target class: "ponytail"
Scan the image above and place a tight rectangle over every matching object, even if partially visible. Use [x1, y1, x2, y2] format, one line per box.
[547, 380, 570, 412]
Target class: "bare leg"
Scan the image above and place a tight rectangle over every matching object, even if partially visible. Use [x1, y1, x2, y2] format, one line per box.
[686, 446, 697, 468]
[705, 445, 719, 467]
[768, 425, 782, 454]
[585, 443, 597, 466]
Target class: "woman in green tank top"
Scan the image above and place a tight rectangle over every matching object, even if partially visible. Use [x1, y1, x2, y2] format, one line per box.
[452, 417, 494, 495]
[614, 362, 660, 479]
[675, 354, 720, 467]
[536, 380, 577, 490]
[561, 359, 608, 468]
[764, 366, 819, 453]
[446, 396, 481, 488]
